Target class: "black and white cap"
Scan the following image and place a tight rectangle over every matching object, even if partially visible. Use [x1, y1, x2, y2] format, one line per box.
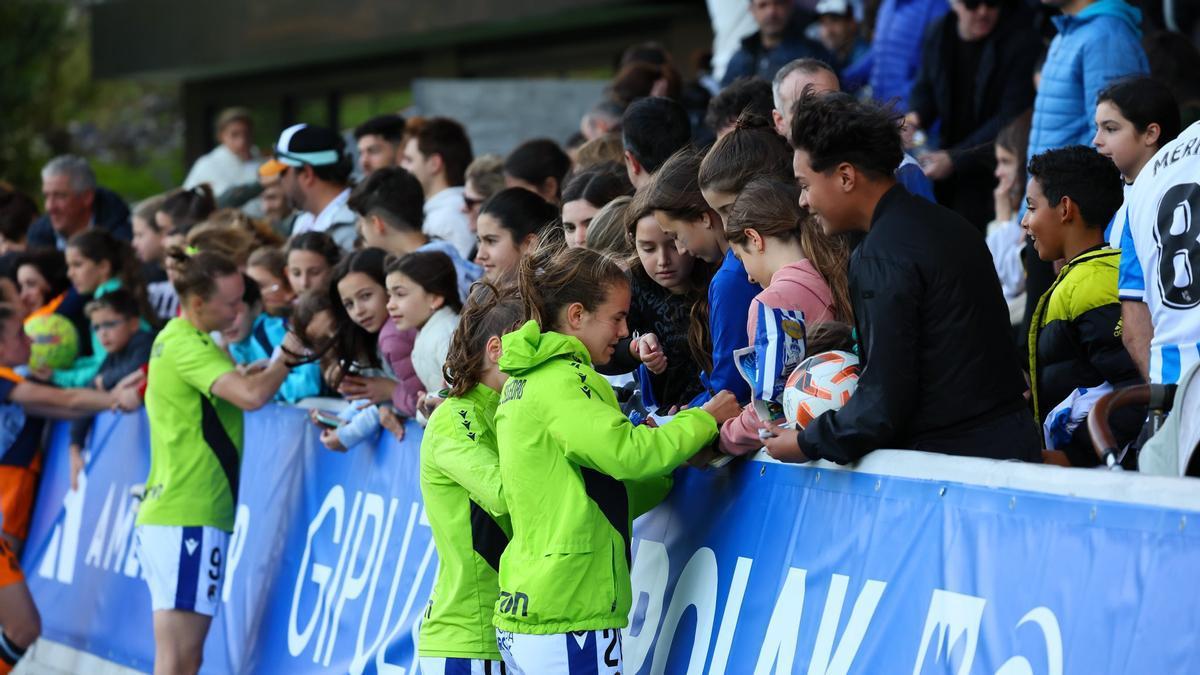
[273, 123, 345, 167]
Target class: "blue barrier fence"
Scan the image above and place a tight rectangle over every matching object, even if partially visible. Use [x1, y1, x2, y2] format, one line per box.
[20, 406, 1200, 674]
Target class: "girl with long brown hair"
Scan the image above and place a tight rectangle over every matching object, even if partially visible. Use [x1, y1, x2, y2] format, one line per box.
[718, 176, 853, 455]
[631, 147, 759, 405]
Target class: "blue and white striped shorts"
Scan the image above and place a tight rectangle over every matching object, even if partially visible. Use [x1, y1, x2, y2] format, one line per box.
[135, 524, 228, 616]
[496, 628, 622, 675]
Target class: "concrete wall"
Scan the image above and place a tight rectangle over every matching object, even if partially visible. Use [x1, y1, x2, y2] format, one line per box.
[411, 78, 608, 156]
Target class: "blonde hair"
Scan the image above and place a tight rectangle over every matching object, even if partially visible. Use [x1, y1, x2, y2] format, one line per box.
[575, 133, 625, 170]
[585, 195, 634, 259]
[186, 222, 258, 268]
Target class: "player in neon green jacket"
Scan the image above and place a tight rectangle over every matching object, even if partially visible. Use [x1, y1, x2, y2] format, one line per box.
[417, 284, 524, 671]
[493, 243, 740, 673]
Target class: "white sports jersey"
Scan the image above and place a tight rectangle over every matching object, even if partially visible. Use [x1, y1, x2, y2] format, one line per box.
[1106, 182, 1133, 248]
[1118, 120, 1200, 384]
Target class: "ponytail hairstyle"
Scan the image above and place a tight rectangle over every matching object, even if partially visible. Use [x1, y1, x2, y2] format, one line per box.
[698, 113, 793, 194]
[384, 250, 464, 315]
[630, 147, 712, 223]
[327, 247, 389, 374]
[68, 229, 157, 327]
[166, 247, 240, 302]
[516, 225, 629, 333]
[160, 184, 216, 235]
[725, 177, 853, 324]
[442, 281, 524, 398]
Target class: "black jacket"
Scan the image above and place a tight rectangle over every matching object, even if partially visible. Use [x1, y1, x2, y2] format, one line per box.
[721, 11, 832, 87]
[800, 186, 1038, 463]
[599, 272, 706, 410]
[27, 186, 132, 250]
[908, 6, 1040, 229]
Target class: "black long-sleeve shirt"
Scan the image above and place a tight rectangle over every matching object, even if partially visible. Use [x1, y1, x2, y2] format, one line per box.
[800, 185, 1038, 463]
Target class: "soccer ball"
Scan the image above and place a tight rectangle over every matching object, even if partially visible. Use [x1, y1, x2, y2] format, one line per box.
[25, 314, 80, 370]
[782, 350, 860, 429]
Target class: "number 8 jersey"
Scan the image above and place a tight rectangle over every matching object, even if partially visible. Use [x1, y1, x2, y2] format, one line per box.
[1118, 120, 1200, 385]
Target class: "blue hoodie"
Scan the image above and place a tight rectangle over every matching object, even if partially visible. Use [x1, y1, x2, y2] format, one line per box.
[1027, 0, 1148, 160]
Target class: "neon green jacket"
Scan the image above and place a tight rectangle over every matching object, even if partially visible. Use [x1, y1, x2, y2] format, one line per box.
[419, 383, 511, 659]
[492, 320, 718, 634]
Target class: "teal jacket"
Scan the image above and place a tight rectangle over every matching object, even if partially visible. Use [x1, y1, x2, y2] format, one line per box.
[493, 320, 718, 634]
[53, 279, 152, 388]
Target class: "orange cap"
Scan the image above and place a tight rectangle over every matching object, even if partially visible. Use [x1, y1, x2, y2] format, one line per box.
[259, 158, 288, 180]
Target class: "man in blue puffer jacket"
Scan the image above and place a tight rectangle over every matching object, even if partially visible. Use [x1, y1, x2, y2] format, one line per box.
[1020, 0, 1148, 353]
[842, 0, 949, 107]
[1027, 0, 1148, 159]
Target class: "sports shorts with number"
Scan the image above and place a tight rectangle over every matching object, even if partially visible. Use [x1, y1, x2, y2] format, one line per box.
[496, 629, 623, 675]
[136, 318, 241, 613]
[135, 525, 228, 615]
[418, 657, 508, 675]
[1118, 120, 1200, 385]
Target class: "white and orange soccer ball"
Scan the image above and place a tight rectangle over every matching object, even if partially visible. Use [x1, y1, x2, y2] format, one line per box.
[782, 350, 860, 429]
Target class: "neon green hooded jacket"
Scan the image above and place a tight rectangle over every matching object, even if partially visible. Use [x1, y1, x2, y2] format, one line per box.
[492, 320, 718, 634]
[419, 383, 511, 659]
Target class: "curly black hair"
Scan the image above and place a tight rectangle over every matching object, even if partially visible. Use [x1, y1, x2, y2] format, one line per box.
[1027, 145, 1124, 228]
[789, 91, 904, 180]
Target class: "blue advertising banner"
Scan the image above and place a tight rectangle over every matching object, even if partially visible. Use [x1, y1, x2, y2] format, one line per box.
[21, 407, 1200, 674]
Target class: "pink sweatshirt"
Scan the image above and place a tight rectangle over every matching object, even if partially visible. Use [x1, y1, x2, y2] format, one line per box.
[378, 320, 422, 417]
[719, 259, 836, 455]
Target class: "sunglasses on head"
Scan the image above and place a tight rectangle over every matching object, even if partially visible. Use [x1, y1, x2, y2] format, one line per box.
[960, 0, 1000, 8]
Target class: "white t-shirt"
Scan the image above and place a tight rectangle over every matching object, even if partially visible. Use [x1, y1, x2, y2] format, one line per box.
[184, 145, 262, 197]
[1117, 120, 1200, 385]
[290, 188, 357, 249]
[422, 187, 475, 259]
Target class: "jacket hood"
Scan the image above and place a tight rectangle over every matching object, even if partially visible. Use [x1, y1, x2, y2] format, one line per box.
[498, 320, 590, 376]
[1065, 0, 1142, 35]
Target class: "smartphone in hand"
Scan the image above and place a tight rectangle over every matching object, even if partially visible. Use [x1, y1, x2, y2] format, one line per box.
[313, 410, 343, 429]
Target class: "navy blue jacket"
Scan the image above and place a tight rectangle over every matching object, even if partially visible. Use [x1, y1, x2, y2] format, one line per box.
[27, 186, 132, 250]
[721, 12, 833, 87]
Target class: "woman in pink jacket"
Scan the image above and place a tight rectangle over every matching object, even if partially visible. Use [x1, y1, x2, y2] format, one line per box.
[718, 177, 853, 455]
